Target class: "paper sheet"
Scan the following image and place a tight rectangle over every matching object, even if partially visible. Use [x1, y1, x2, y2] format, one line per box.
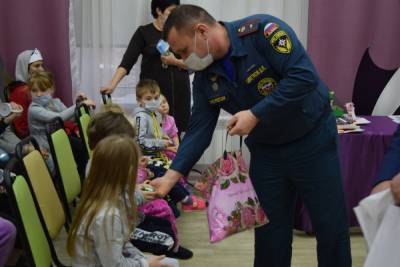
[354, 189, 394, 247]
[363, 205, 400, 267]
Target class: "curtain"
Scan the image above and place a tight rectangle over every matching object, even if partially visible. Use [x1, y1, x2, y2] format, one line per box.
[308, 0, 400, 115]
[0, 0, 72, 104]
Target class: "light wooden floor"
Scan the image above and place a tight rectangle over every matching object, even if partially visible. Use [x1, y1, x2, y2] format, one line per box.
[176, 211, 367, 267]
[54, 210, 367, 267]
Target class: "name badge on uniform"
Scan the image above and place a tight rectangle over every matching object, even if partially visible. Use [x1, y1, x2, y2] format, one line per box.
[207, 74, 228, 105]
[245, 65, 267, 85]
[209, 96, 227, 105]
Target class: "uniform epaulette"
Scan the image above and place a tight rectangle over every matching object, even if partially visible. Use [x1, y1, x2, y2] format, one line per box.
[237, 19, 260, 37]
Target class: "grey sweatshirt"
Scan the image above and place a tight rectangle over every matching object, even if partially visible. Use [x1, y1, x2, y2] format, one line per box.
[28, 98, 75, 150]
[133, 107, 165, 154]
[71, 194, 149, 267]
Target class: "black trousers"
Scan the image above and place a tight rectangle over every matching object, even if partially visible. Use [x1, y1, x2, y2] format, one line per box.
[131, 215, 176, 255]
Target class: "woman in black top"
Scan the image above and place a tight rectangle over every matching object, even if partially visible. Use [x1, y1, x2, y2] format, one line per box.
[101, 0, 190, 135]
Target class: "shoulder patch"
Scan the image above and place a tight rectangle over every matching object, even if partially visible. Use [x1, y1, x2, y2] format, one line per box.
[270, 30, 292, 54]
[237, 19, 260, 37]
[263, 23, 279, 38]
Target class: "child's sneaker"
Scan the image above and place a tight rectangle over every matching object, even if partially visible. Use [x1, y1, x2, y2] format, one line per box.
[165, 246, 193, 260]
[182, 195, 206, 212]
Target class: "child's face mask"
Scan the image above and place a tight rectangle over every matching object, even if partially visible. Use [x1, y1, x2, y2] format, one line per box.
[144, 99, 161, 112]
[32, 94, 52, 106]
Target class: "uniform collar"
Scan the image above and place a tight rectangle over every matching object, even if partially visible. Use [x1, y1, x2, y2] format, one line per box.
[221, 21, 248, 57]
[205, 22, 247, 78]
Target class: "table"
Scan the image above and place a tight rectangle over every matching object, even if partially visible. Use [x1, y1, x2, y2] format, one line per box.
[294, 116, 398, 232]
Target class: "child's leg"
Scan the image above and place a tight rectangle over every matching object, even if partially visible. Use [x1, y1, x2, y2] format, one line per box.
[160, 257, 180, 267]
[168, 183, 191, 204]
[0, 217, 16, 267]
[133, 216, 176, 255]
[138, 200, 180, 247]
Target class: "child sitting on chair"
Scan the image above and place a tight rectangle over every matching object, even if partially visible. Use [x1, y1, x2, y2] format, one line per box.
[87, 110, 193, 259]
[158, 94, 179, 159]
[27, 71, 95, 174]
[67, 135, 179, 266]
[133, 79, 205, 214]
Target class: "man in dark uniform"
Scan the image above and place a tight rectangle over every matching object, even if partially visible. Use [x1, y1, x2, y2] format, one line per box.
[151, 5, 352, 267]
[372, 125, 400, 204]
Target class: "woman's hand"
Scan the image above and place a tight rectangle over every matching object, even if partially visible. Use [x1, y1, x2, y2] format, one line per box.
[82, 99, 96, 109]
[100, 85, 115, 94]
[161, 53, 178, 66]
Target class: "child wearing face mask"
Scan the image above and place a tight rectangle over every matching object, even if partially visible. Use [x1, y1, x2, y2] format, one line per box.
[158, 94, 179, 159]
[27, 71, 95, 173]
[134, 79, 205, 215]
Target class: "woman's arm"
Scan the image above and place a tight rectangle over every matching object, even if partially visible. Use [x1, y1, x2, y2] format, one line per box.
[102, 27, 145, 94]
[101, 67, 128, 94]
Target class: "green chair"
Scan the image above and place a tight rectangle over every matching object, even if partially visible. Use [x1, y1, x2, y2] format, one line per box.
[4, 159, 68, 267]
[46, 117, 81, 222]
[77, 112, 91, 159]
[15, 137, 67, 238]
[74, 103, 92, 159]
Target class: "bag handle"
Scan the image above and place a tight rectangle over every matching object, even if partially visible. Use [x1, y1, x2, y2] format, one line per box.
[224, 132, 243, 159]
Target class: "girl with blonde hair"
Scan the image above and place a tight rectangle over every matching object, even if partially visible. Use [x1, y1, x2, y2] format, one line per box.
[67, 135, 177, 267]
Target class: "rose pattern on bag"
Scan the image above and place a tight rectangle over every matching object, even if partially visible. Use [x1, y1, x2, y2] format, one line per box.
[200, 150, 269, 243]
[219, 153, 235, 176]
[256, 206, 267, 225]
[225, 197, 267, 234]
[235, 151, 248, 172]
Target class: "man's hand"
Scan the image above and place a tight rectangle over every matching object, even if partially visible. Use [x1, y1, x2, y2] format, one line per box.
[149, 169, 182, 198]
[371, 180, 392, 195]
[227, 110, 259, 136]
[390, 173, 400, 206]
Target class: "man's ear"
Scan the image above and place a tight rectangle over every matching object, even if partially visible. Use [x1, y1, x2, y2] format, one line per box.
[196, 23, 210, 39]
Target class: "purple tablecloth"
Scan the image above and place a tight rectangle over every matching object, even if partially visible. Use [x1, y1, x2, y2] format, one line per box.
[294, 116, 398, 232]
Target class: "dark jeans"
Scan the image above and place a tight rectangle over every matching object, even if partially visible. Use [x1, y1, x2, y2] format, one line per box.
[246, 113, 352, 267]
[132, 215, 176, 255]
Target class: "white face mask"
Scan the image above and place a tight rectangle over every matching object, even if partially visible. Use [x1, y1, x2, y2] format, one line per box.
[184, 31, 214, 71]
[32, 94, 52, 106]
[144, 99, 161, 112]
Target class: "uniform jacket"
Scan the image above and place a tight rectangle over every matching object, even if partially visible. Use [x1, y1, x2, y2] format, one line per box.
[171, 14, 331, 175]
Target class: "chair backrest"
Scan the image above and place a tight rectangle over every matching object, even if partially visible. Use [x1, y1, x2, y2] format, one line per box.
[47, 118, 81, 221]
[16, 137, 66, 239]
[101, 93, 112, 104]
[4, 168, 53, 267]
[78, 113, 91, 158]
[4, 160, 68, 267]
